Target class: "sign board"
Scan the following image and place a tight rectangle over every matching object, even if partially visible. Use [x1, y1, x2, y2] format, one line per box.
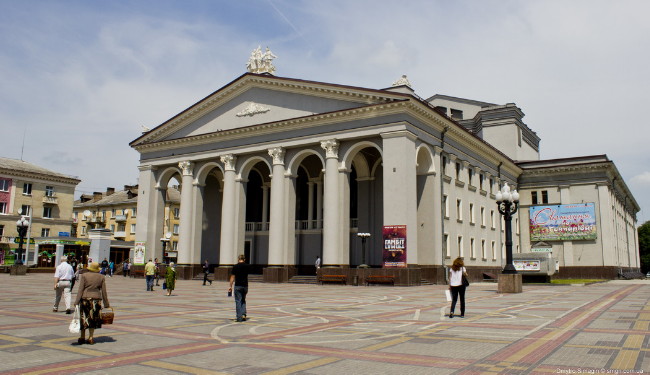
[134, 242, 146, 265]
[382, 225, 407, 268]
[529, 203, 597, 241]
[531, 247, 552, 253]
[58, 232, 70, 237]
[514, 260, 541, 271]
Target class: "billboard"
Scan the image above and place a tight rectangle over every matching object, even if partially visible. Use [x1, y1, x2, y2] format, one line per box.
[382, 225, 407, 268]
[134, 242, 146, 265]
[529, 203, 597, 241]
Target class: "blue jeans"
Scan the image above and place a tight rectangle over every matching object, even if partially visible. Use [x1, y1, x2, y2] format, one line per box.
[234, 286, 248, 321]
[146, 275, 154, 291]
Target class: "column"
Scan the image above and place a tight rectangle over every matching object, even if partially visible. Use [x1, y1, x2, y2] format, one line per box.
[268, 147, 286, 265]
[559, 185, 573, 266]
[261, 184, 270, 230]
[219, 154, 237, 265]
[177, 161, 195, 265]
[316, 179, 323, 229]
[307, 181, 314, 228]
[381, 131, 419, 265]
[136, 165, 164, 262]
[321, 139, 340, 266]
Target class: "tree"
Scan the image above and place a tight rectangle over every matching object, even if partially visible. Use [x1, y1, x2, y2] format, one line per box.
[639, 221, 650, 273]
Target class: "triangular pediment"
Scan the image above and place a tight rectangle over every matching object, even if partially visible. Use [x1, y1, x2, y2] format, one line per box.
[130, 73, 411, 147]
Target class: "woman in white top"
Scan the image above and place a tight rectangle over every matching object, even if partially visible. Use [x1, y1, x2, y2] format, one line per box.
[448, 257, 469, 318]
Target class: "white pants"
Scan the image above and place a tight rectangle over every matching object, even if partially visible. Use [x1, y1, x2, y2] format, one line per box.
[54, 280, 72, 310]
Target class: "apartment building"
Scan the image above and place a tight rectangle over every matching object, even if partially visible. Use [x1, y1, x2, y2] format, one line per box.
[0, 157, 80, 265]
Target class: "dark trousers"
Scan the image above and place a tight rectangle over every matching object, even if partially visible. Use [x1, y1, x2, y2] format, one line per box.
[450, 285, 466, 316]
[203, 271, 211, 285]
[146, 275, 154, 291]
[234, 286, 248, 321]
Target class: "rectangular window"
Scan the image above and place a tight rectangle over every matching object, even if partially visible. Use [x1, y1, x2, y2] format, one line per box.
[443, 195, 449, 218]
[81, 226, 87, 235]
[0, 225, 4, 236]
[21, 205, 31, 216]
[456, 199, 462, 221]
[0, 179, 9, 192]
[43, 206, 52, 218]
[45, 186, 55, 197]
[531, 191, 538, 205]
[470, 238, 475, 259]
[469, 203, 475, 224]
[23, 183, 32, 195]
[173, 208, 180, 218]
[130, 224, 136, 233]
[491, 241, 496, 260]
[444, 234, 449, 257]
[468, 168, 474, 185]
[450, 108, 463, 120]
[515, 218, 520, 234]
[480, 206, 485, 226]
[491, 210, 496, 229]
[110, 224, 115, 232]
[111, 208, 116, 216]
[118, 223, 126, 232]
[479, 174, 484, 190]
[455, 162, 461, 180]
[481, 239, 486, 260]
[41, 228, 50, 237]
[541, 190, 549, 204]
[517, 127, 522, 147]
[132, 208, 137, 217]
[458, 236, 463, 258]
[442, 156, 447, 175]
[0, 202, 6, 214]
[173, 224, 179, 234]
[101, 210, 106, 220]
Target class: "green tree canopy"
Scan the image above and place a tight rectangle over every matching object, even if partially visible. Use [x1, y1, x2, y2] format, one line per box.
[639, 221, 650, 273]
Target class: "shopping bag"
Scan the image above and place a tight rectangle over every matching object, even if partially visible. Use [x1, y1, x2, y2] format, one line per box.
[68, 306, 80, 333]
[445, 289, 452, 302]
[162, 282, 167, 290]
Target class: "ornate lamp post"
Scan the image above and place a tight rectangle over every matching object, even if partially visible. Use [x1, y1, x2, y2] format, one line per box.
[15, 216, 30, 265]
[495, 182, 520, 274]
[357, 233, 371, 268]
[160, 232, 172, 264]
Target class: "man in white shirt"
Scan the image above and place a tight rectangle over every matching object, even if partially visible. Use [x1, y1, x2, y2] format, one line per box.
[53, 256, 75, 314]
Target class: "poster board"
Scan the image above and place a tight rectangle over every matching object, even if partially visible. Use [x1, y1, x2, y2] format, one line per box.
[529, 203, 597, 241]
[134, 242, 146, 265]
[382, 225, 407, 268]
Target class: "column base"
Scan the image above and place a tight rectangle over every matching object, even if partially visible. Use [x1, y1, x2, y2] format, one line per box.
[214, 266, 233, 282]
[263, 266, 294, 283]
[9, 265, 27, 276]
[498, 273, 523, 293]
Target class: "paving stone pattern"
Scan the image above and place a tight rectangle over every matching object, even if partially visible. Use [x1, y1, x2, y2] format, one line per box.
[0, 274, 648, 374]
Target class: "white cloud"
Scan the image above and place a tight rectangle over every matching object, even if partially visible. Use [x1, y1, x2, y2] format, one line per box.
[631, 172, 650, 186]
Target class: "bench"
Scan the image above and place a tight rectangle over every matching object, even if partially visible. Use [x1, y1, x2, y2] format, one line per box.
[130, 269, 145, 278]
[319, 275, 347, 285]
[365, 275, 395, 286]
[483, 272, 497, 282]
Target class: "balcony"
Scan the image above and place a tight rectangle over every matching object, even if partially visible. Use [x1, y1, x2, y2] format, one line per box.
[89, 216, 105, 223]
[42, 196, 58, 204]
[115, 215, 128, 222]
[113, 231, 127, 239]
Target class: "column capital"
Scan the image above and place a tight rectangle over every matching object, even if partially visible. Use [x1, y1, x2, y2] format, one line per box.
[268, 147, 285, 165]
[220, 154, 237, 171]
[138, 164, 156, 172]
[320, 139, 339, 158]
[178, 161, 194, 176]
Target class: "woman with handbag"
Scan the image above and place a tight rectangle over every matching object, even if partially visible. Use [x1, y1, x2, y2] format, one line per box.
[73, 262, 110, 344]
[448, 257, 469, 318]
[164, 262, 177, 296]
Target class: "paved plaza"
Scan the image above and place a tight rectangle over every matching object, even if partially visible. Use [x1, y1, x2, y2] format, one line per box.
[0, 273, 648, 375]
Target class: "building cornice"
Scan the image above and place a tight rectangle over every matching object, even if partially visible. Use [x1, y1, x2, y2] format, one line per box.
[0, 168, 81, 186]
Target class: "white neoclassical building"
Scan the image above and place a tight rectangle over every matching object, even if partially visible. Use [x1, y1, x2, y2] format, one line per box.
[130, 63, 639, 284]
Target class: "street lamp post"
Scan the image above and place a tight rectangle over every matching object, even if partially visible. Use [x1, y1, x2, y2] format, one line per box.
[495, 182, 520, 274]
[15, 216, 30, 265]
[160, 232, 172, 264]
[357, 233, 371, 268]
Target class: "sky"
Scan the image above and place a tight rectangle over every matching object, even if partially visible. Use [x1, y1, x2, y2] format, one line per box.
[1, 0, 649, 224]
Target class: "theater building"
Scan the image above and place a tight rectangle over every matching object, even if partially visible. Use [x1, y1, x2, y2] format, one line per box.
[130, 57, 639, 284]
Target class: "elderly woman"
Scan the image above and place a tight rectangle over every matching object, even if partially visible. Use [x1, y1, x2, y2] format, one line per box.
[74, 262, 110, 344]
[165, 262, 177, 296]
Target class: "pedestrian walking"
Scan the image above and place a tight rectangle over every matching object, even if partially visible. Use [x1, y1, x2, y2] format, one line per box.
[145, 259, 156, 291]
[69, 256, 78, 291]
[53, 256, 75, 314]
[154, 258, 160, 286]
[100, 258, 108, 275]
[448, 257, 469, 318]
[74, 262, 110, 345]
[315, 256, 321, 274]
[108, 260, 114, 277]
[122, 259, 130, 277]
[202, 260, 212, 285]
[165, 262, 177, 296]
[228, 254, 249, 322]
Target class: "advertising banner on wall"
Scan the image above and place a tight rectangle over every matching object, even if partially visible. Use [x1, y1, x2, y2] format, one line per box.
[529, 203, 597, 241]
[134, 242, 146, 265]
[382, 225, 407, 268]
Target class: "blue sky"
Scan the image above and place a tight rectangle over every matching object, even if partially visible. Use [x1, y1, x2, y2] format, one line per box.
[1, 0, 649, 223]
